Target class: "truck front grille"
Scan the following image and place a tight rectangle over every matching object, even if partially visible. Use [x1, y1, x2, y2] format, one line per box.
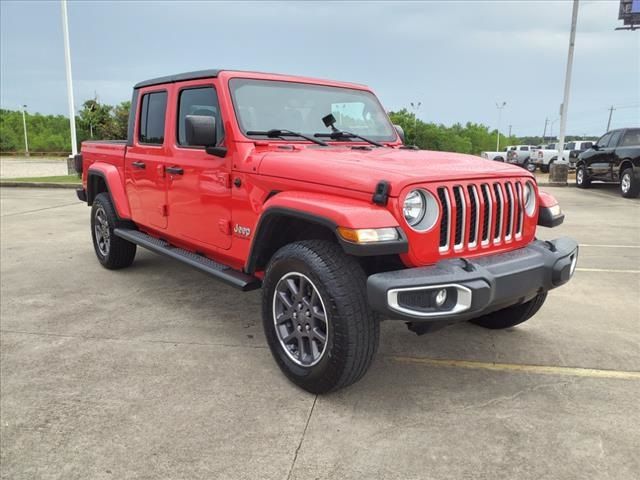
[437, 180, 525, 254]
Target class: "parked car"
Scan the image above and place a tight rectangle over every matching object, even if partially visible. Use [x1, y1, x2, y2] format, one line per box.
[576, 128, 640, 198]
[481, 146, 514, 162]
[75, 69, 578, 393]
[506, 145, 536, 172]
[533, 143, 564, 173]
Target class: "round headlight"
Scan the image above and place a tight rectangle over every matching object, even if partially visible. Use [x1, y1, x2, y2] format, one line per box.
[403, 189, 440, 231]
[524, 181, 536, 216]
[403, 190, 425, 226]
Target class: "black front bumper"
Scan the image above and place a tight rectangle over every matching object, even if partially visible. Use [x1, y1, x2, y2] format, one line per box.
[367, 237, 578, 322]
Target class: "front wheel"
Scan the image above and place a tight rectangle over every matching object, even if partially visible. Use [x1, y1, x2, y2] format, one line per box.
[525, 160, 536, 173]
[469, 293, 547, 329]
[262, 240, 379, 393]
[620, 168, 639, 198]
[576, 165, 591, 188]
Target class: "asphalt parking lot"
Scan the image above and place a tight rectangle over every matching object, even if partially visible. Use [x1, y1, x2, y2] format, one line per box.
[1, 185, 639, 480]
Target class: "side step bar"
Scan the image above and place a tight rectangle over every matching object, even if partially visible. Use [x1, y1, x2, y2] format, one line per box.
[114, 228, 261, 291]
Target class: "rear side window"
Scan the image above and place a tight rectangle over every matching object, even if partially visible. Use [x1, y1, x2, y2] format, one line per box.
[139, 91, 168, 144]
[620, 129, 640, 147]
[177, 87, 223, 146]
[581, 142, 592, 149]
[521, 146, 529, 151]
[565, 142, 575, 150]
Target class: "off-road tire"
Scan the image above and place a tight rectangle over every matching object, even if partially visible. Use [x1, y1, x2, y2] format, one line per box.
[620, 167, 639, 198]
[576, 165, 591, 188]
[262, 240, 379, 393]
[91, 193, 136, 269]
[469, 292, 547, 330]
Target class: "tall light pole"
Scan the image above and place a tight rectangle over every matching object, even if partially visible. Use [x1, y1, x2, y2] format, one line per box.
[495, 101, 506, 150]
[21, 105, 29, 157]
[410, 101, 421, 145]
[553, 0, 579, 184]
[61, 0, 78, 161]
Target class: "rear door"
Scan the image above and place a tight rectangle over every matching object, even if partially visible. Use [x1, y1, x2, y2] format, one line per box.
[125, 89, 169, 229]
[165, 81, 232, 249]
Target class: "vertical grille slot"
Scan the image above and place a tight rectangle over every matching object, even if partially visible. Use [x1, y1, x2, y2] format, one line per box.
[505, 182, 514, 240]
[437, 187, 450, 251]
[493, 183, 503, 242]
[467, 185, 479, 246]
[481, 184, 491, 245]
[515, 182, 524, 236]
[453, 186, 465, 249]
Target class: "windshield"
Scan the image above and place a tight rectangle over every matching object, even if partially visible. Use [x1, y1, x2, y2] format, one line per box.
[229, 78, 397, 142]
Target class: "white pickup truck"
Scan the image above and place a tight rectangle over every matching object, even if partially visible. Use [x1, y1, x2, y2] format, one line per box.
[482, 145, 534, 170]
[533, 141, 594, 172]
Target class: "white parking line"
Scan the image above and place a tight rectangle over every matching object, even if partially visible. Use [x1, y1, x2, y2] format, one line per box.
[579, 244, 640, 249]
[576, 268, 640, 274]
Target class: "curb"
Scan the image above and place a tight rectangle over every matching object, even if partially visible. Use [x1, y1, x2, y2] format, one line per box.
[0, 182, 80, 189]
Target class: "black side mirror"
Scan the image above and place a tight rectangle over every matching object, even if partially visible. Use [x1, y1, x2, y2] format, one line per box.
[185, 115, 217, 147]
[591, 144, 599, 150]
[394, 124, 405, 144]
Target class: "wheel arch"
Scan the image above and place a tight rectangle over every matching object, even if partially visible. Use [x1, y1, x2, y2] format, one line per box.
[86, 163, 131, 219]
[245, 192, 407, 274]
[619, 158, 635, 178]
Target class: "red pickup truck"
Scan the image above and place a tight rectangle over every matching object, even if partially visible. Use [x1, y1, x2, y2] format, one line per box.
[76, 69, 578, 393]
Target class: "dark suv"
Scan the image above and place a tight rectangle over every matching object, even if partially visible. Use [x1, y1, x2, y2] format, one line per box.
[576, 128, 640, 198]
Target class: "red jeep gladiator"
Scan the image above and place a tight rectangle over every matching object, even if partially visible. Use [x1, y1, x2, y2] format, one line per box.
[76, 69, 578, 393]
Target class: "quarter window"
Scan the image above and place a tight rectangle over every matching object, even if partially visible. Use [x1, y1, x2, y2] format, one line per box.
[177, 87, 223, 146]
[139, 91, 167, 144]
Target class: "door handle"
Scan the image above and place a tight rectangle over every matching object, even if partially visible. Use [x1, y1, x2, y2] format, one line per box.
[166, 166, 184, 175]
[131, 161, 146, 169]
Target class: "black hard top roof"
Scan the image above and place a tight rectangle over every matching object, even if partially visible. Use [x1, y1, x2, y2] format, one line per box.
[134, 69, 221, 89]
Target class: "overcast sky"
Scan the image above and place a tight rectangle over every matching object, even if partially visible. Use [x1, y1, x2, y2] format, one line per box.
[1, 0, 638, 136]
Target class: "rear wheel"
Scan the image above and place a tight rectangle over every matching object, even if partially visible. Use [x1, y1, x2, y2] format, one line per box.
[470, 293, 547, 329]
[576, 165, 591, 188]
[91, 193, 136, 269]
[262, 240, 379, 393]
[525, 160, 536, 172]
[620, 168, 639, 198]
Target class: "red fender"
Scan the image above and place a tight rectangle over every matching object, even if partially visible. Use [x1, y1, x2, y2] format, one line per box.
[261, 191, 399, 229]
[538, 190, 559, 208]
[87, 162, 131, 219]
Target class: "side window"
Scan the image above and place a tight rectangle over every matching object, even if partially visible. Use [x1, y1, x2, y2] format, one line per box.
[139, 91, 167, 144]
[177, 86, 223, 146]
[608, 131, 623, 148]
[521, 146, 529, 151]
[597, 132, 613, 148]
[565, 142, 575, 150]
[582, 142, 592, 150]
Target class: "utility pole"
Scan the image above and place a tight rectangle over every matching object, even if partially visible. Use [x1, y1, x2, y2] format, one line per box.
[552, 0, 579, 185]
[496, 101, 506, 151]
[21, 105, 29, 157]
[508, 125, 512, 137]
[542, 117, 549, 141]
[606, 105, 615, 131]
[61, 0, 78, 162]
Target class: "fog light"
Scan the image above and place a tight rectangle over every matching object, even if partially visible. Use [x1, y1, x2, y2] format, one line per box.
[434, 289, 447, 307]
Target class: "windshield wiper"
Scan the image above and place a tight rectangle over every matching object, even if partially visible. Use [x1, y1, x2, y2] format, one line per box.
[246, 129, 328, 147]
[314, 113, 385, 147]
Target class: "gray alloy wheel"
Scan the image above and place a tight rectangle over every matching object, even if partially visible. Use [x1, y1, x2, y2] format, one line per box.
[93, 205, 111, 256]
[621, 171, 631, 194]
[272, 271, 329, 367]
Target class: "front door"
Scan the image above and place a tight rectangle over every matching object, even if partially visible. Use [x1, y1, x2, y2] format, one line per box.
[588, 131, 615, 180]
[165, 83, 232, 249]
[125, 89, 169, 229]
